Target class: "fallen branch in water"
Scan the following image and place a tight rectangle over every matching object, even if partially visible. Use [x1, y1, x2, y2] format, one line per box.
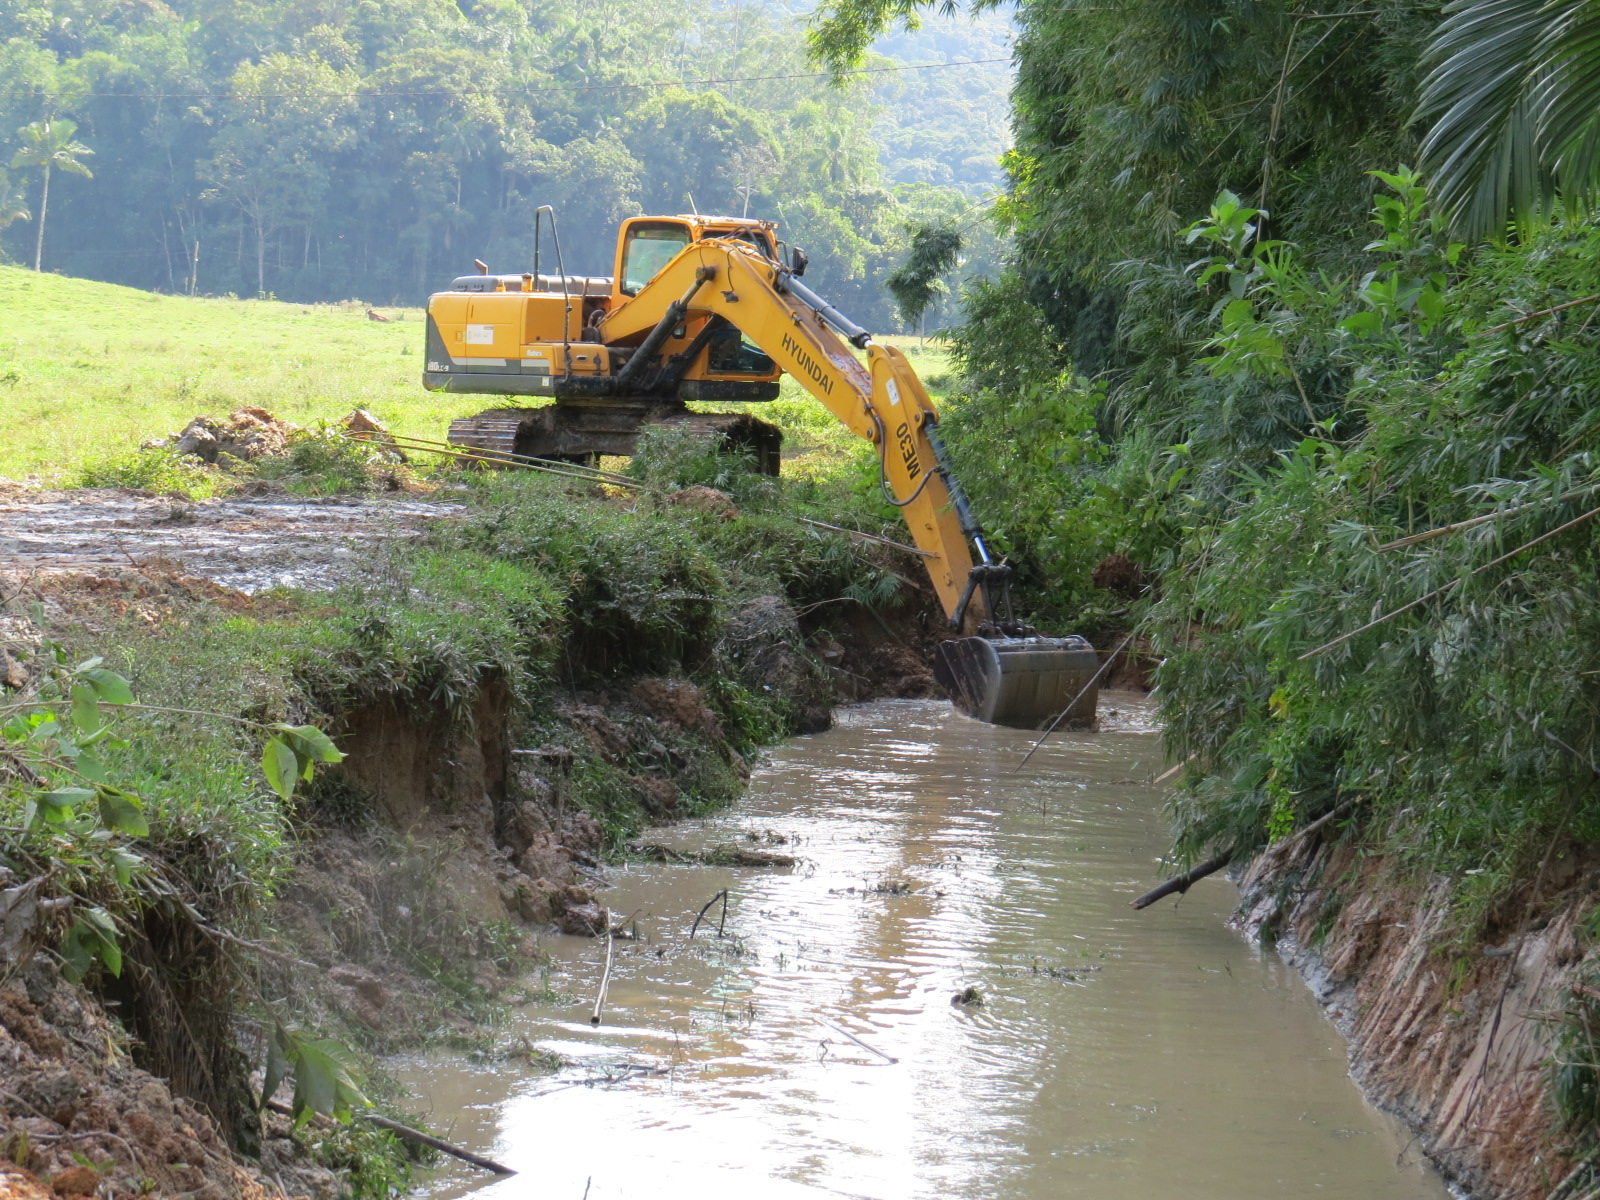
[264, 1100, 515, 1176]
[689, 889, 729, 939]
[590, 907, 615, 1027]
[1131, 799, 1360, 910]
[814, 1017, 898, 1064]
[1129, 851, 1234, 910]
[362, 1115, 516, 1176]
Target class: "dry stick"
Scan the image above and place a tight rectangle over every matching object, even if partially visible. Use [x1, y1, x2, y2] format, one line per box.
[590, 908, 615, 1027]
[1152, 755, 1194, 786]
[813, 1017, 898, 1064]
[363, 1115, 516, 1176]
[688, 889, 727, 939]
[1376, 483, 1600, 552]
[1130, 799, 1357, 911]
[1477, 292, 1600, 336]
[263, 1101, 515, 1176]
[1012, 631, 1136, 773]
[1129, 852, 1234, 910]
[1298, 504, 1600, 661]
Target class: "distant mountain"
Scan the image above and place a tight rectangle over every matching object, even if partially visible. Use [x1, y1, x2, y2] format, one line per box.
[869, 9, 1015, 198]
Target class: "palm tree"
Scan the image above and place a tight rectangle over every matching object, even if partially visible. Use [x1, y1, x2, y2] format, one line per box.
[10, 119, 94, 271]
[1415, 0, 1600, 241]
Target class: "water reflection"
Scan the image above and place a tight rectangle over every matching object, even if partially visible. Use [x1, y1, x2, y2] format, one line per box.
[393, 696, 1446, 1200]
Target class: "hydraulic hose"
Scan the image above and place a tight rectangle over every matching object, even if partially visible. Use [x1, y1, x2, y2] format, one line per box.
[868, 408, 939, 508]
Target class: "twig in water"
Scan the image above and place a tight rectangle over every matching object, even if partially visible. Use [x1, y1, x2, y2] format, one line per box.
[813, 1017, 898, 1064]
[1129, 851, 1234, 910]
[590, 908, 615, 1027]
[689, 889, 728, 939]
[1130, 799, 1357, 910]
[1013, 631, 1136, 773]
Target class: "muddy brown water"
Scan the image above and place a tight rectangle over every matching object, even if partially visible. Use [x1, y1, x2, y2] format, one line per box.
[393, 695, 1448, 1200]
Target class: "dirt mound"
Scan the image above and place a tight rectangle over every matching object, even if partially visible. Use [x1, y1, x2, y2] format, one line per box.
[721, 596, 833, 733]
[0, 970, 333, 1200]
[666, 485, 738, 519]
[628, 678, 724, 742]
[161, 406, 301, 464]
[1091, 553, 1149, 599]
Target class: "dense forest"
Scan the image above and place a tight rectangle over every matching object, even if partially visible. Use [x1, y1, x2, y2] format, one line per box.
[817, 0, 1600, 983]
[0, 0, 1006, 324]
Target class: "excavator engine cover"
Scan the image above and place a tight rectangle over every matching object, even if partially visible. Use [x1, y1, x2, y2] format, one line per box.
[934, 636, 1101, 730]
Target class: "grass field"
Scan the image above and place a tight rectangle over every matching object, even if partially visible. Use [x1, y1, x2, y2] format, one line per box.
[0, 265, 953, 481]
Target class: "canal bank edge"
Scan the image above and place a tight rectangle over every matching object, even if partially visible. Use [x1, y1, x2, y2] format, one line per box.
[1233, 834, 1595, 1198]
[0, 483, 951, 1197]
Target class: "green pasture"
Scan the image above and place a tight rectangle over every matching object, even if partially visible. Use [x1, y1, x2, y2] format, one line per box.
[0, 266, 951, 482]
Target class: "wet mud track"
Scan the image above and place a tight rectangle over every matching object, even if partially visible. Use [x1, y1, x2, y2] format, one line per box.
[0, 486, 460, 593]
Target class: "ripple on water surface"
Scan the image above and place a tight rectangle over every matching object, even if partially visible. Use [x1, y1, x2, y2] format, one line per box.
[392, 695, 1447, 1200]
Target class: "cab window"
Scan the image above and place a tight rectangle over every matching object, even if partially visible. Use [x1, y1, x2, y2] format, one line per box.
[620, 224, 691, 295]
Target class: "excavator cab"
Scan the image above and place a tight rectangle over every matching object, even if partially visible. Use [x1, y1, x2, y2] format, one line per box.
[426, 209, 1101, 730]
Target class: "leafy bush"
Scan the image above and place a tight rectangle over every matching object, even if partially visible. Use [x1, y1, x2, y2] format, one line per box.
[76, 447, 225, 498]
[1146, 176, 1600, 932]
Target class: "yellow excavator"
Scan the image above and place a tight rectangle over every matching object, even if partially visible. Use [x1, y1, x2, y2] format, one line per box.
[423, 209, 1099, 729]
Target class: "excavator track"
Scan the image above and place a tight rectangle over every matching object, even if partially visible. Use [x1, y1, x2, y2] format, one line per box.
[448, 404, 782, 474]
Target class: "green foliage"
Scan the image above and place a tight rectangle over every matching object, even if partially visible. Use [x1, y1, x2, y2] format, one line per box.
[75, 447, 224, 498]
[0, 0, 994, 327]
[264, 1024, 369, 1127]
[1151, 184, 1600, 911]
[251, 426, 413, 496]
[1415, 0, 1600, 241]
[886, 222, 962, 330]
[625, 425, 774, 507]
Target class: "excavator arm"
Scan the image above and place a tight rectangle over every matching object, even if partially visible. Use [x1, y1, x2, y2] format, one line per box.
[600, 238, 1100, 729]
[600, 237, 1004, 631]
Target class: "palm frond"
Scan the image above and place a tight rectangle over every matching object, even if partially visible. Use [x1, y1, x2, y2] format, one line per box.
[1415, 0, 1600, 240]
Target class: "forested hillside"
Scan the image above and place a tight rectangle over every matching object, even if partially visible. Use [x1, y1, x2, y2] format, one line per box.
[0, 0, 1008, 324]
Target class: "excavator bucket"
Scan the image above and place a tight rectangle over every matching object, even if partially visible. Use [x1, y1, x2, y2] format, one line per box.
[933, 636, 1101, 730]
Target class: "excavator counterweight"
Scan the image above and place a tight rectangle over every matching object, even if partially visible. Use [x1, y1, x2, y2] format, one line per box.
[424, 212, 1100, 730]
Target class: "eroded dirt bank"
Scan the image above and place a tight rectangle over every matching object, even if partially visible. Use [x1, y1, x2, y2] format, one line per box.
[1234, 835, 1594, 1198]
[0, 481, 952, 1198]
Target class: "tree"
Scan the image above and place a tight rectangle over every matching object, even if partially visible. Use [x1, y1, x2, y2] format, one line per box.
[10, 119, 93, 271]
[886, 221, 961, 338]
[1415, 0, 1600, 241]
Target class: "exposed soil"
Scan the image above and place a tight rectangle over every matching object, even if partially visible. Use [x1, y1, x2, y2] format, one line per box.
[0, 967, 336, 1200]
[1235, 834, 1598, 1198]
[0, 484, 456, 594]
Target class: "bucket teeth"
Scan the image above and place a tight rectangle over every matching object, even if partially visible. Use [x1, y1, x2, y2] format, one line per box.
[933, 636, 1100, 730]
